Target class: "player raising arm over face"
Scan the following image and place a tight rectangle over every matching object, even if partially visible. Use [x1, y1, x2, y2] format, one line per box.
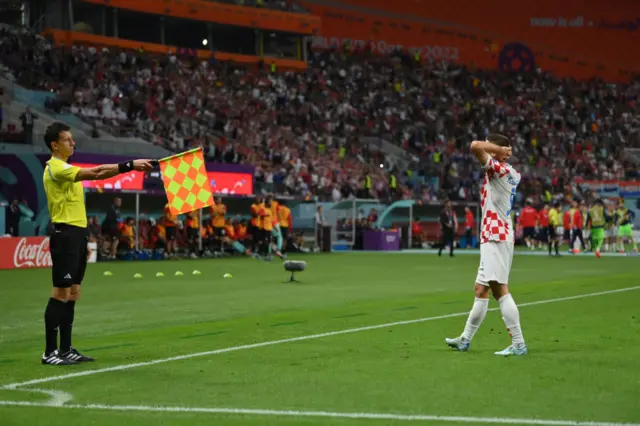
[445, 134, 528, 356]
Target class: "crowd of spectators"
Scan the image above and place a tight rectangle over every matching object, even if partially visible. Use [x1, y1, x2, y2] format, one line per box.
[1, 23, 639, 208]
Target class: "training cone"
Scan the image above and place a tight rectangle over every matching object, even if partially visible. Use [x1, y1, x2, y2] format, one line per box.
[175, 271, 184, 276]
[133, 273, 143, 279]
[223, 273, 232, 278]
[156, 272, 165, 277]
[103, 271, 113, 276]
[192, 270, 201, 275]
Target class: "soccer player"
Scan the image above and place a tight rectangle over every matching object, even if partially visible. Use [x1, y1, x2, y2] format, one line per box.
[42, 121, 153, 365]
[210, 196, 227, 254]
[548, 201, 561, 256]
[616, 199, 637, 253]
[277, 201, 293, 253]
[519, 200, 538, 250]
[445, 134, 527, 356]
[570, 200, 585, 253]
[587, 199, 606, 258]
[163, 203, 178, 258]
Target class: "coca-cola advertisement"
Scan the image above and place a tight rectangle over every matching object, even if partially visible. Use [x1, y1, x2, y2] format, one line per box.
[0, 236, 53, 269]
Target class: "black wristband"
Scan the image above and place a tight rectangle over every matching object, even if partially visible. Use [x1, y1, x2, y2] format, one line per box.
[118, 161, 134, 173]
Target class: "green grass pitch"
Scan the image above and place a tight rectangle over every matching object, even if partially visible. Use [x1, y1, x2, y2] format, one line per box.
[0, 252, 639, 426]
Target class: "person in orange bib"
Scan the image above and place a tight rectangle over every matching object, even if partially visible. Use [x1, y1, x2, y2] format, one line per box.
[210, 196, 227, 253]
[259, 195, 284, 260]
[277, 201, 293, 252]
[235, 220, 248, 242]
[269, 194, 284, 251]
[249, 195, 263, 253]
[222, 219, 254, 257]
[186, 210, 200, 258]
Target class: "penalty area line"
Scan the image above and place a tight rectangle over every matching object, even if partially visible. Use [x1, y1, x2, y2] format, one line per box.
[0, 400, 638, 426]
[3, 285, 640, 390]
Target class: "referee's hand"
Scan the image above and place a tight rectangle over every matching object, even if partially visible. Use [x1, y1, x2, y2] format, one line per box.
[133, 160, 155, 171]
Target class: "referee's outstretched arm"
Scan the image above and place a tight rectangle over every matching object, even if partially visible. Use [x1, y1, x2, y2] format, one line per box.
[40, 121, 154, 366]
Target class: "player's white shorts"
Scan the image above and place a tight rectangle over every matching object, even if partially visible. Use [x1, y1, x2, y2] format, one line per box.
[606, 227, 617, 238]
[476, 242, 514, 286]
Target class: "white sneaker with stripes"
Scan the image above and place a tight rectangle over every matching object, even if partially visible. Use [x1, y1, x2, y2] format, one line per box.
[41, 349, 77, 365]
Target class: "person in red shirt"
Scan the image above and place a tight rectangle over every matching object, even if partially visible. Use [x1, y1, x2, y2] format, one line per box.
[570, 200, 586, 252]
[463, 207, 475, 249]
[518, 201, 538, 249]
[411, 216, 424, 248]
[563, 205, 572, 244]
[537, 203, 550, 249]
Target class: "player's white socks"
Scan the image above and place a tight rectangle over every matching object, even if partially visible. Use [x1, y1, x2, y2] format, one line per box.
[498, 294, 525, 346]
[461, 297, 489, 342]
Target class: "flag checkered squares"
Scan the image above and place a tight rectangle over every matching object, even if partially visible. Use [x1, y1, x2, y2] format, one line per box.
[159, 148, 214, 215]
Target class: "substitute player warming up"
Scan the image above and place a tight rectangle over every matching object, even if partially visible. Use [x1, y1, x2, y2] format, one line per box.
[445, 134, 527, 357]
[41, 122, 153, 365]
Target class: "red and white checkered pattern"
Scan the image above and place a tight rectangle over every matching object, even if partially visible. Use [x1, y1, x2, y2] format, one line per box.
[481, 210, 510, 242]
[480, 158, 521, 244]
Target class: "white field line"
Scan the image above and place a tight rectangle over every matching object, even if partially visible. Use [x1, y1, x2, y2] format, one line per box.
[0, 401, 638, 426]
[9, 388, 73, 406]
[4, 285, 640, 390]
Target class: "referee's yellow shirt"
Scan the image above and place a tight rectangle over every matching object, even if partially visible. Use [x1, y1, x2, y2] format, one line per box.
[43, 157, 87, 228]
[548, 208, 560, 227]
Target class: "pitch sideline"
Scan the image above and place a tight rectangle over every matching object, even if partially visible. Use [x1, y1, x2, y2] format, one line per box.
[0, 400, 638, 426]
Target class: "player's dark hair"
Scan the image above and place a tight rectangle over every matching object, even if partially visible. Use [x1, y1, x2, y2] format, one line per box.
[44, 122, 71, 151]
[486, 133, 510, 147]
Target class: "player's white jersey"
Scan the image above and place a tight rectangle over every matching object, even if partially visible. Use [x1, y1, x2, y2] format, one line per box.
[480, 158, 521, 244]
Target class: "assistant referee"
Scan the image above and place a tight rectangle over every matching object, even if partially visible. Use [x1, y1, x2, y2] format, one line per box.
[41, 122, 153, 365]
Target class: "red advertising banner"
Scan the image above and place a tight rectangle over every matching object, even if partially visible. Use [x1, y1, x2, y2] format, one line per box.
[208, 171, 253, 196]
[0, 237, 52, 270]
[70, 162, 253, 195]
[303, 0, 640, 81]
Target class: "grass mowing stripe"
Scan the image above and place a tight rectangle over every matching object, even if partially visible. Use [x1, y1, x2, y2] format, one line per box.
[0, 401, 638, 426]
[180, 331, 228, 339]
[4, 285, 640, 390]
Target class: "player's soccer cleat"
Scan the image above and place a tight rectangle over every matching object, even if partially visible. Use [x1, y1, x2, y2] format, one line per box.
[494, 344, 527, 356]
[445, 336, 470, 352]
[42, 350, 77, 365]
[61, 347, 95, 363]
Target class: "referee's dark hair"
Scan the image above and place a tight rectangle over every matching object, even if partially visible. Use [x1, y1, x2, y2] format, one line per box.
[486, 133, 510, 147]
[44, 122, 71, 151]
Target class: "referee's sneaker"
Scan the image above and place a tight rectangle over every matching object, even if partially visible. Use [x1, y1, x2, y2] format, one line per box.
[41, 122, 154, 365]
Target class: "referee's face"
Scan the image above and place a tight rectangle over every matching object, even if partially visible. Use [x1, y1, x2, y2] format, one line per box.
[52, 130, 75, 159]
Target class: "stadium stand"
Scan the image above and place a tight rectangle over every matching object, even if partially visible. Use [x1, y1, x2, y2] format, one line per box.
[1, 23, 639, 207]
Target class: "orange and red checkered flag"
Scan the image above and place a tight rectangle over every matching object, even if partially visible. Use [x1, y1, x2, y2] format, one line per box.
[158, 148, 214, 215]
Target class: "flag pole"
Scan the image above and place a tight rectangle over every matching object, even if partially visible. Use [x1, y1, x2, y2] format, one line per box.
[158, 147, 203, 163]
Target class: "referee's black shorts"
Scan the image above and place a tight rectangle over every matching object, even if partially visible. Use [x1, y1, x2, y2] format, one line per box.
[50, 223, 89, 288]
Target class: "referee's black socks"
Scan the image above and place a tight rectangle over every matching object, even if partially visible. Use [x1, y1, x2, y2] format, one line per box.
[59, 300, 76, 354]
[44, 298, 66, 355]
